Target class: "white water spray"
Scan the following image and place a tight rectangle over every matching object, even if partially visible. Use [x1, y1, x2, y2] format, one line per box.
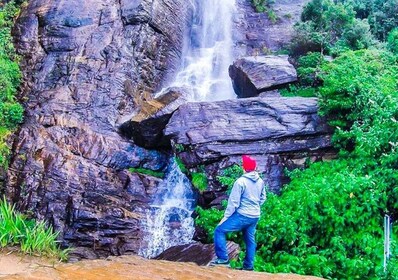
[138, 159, 196, 258]
[158, 0, 237, 101]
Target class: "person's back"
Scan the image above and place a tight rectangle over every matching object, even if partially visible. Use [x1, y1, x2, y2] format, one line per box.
[235, 172, 265, 218]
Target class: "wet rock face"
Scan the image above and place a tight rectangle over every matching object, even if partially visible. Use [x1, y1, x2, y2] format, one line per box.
[229, 55, 297, 98]
[234, 0, 311, 55]
[7, 0, 191, 258]
[119, 87, 192, 149]
[165, 97, 335, 192]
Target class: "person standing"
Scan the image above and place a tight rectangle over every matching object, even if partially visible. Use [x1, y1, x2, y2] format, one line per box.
[211, 155, 266, 271]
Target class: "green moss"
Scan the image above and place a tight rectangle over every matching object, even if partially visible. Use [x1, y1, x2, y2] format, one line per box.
[174, 143, 185, 153]
[191, 172, 208, 192]
[129, 167, 165, 179]
[175, 156, 188, 174]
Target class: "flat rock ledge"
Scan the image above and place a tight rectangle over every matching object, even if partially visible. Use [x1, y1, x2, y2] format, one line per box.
[165, 96, 332, 165]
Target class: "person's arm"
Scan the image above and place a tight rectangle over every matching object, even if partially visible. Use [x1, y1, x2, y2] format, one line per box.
[223, 179, 243, 220]
[259, 183, 266, 206]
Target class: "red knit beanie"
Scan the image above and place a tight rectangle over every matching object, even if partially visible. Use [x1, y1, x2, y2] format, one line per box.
[242, 155, 256, 172]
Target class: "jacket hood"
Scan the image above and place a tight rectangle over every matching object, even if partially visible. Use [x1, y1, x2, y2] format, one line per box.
[242, 171, 260, 182]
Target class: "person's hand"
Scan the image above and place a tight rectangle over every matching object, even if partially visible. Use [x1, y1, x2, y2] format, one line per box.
[218, 217, 227, 225]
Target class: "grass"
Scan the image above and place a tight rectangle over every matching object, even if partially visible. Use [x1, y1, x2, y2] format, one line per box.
[129, 167, 165, 178]
[0, 197, 70, 261]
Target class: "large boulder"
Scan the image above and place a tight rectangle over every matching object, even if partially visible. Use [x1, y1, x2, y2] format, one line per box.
[229, 55, 297, 98]
[165, 97, 335, 192]
[7, 0, 191, 258]
[155, 241, 240, 266]
[119, 87, 192, 149]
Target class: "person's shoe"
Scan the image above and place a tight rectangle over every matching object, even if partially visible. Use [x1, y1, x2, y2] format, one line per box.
[209, 258, 230, 267]
[236, 267, 254, 271]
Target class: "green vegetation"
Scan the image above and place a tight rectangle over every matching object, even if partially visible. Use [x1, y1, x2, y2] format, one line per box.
[388, 28, 398, 55]
[175, 156, 188, 174]
[129, 167, 165, 179]
[195, 0, 398, 278]
[195, 206, 223, 242]
[251, 0, 278, 23]
[290, 0, 377, 56]
[348, 0, 398, 41]
[0, 1, 24, 168]
[191, 172, 208, 192]
[216, 164, 243, 193]
[196, 49, 398, 279]
[0, 197, 69, 260]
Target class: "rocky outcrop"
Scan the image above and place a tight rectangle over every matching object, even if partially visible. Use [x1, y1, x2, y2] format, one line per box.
[234, 0, 311, 55]
[229, 55, 297, 98]
[7, 0, 191, 258]
[119, 87, 192, 149]
[155, 241, 239, 266]
[165, 97, 335, 192]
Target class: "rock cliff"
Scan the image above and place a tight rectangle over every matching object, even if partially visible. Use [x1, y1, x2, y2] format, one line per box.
[6, 0, 191, 258]
[234, 0, 311, 55]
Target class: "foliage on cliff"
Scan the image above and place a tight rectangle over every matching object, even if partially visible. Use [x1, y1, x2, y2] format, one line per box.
[251, 0, 277, 23]
[0, 1, 23, 168]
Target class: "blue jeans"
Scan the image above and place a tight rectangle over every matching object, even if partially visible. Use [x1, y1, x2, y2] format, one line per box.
[214, 212, 259, 269]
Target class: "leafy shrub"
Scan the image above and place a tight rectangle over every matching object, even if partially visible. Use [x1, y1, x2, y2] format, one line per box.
[0, 1, 24, 168]
[0, 197, 69, 260]
[387, 28, 398, 55]
[318, 49, 398, 155]
[290, 0, 376, 56]
[251, 0, 277, 23]
[279, 86, 317, 98]
[191, 172, 208, 192]
[216, 164, 243, 192]
[195, 206, 223, 243]
[296, 52, 325, 86]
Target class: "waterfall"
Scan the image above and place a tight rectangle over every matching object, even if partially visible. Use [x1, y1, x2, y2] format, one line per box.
[158, 0, 237, 101]
[138, 159, 196, 258]
[139, 0, 237, 258]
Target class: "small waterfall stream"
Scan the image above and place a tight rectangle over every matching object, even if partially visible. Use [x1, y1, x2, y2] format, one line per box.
[138, 159, 196, 258]
[140, 0, 236, 258]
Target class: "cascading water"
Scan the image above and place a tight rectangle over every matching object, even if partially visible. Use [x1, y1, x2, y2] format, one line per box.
[158, 0, 237, 101]
[138, 159, 196, 258]
[139, 0, 237, 258]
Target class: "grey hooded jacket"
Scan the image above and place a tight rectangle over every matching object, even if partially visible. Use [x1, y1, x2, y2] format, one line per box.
[224, 171, 266, 219]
